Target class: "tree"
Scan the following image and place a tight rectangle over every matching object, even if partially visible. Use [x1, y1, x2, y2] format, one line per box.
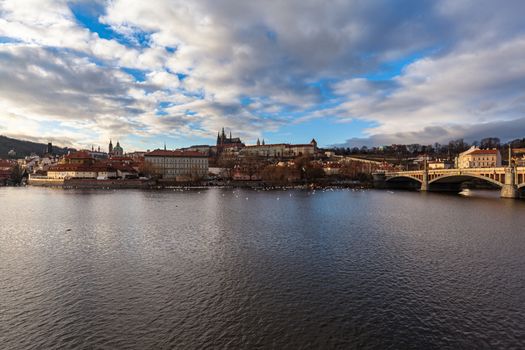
[261, 164, 300, 184]
[139, 160, 160, 178]
[217, 156, 235, 180]
[9, 162, 24, 185]
[480, 137, 500, 149]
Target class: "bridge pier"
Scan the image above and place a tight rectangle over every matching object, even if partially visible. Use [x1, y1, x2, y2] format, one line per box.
[500, 167, 518, 199]
[372, 173, 386, 189]
[420, 164, 429, 191]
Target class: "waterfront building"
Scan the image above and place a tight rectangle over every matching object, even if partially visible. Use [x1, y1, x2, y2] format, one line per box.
[144, 149, 208, 181]
[46, 164, 117, 180]
[456, 146, 502, 168]
[45, 152, 116, 179]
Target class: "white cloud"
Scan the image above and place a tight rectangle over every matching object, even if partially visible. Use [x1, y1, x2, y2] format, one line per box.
[1, 0, 525, 149]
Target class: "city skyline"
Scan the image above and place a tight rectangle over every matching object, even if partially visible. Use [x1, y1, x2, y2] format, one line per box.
[1, 1, 525, 151]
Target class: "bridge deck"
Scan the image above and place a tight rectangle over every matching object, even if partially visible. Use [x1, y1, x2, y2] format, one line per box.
[381, 167, 525, 187]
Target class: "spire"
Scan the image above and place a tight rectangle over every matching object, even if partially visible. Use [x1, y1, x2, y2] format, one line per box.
[262, 139, 265, 145]
[257, 138, 260, 146]
[229, 130, 232, 140]
[164, 142, 167, 151]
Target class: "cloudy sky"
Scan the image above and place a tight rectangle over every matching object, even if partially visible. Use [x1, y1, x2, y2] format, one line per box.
[1, 0, 525, 151]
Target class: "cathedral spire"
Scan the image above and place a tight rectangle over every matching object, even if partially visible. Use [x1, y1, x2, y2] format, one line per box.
[257, 138, 260, 146]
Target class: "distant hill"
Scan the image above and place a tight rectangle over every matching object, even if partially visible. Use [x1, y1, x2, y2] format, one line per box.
[0, 135, 72, 158]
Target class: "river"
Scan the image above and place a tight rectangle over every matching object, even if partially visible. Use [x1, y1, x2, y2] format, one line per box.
[1, 187, 524, 349]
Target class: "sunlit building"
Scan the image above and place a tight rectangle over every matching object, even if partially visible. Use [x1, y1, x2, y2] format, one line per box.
[456, 146, 502, 168]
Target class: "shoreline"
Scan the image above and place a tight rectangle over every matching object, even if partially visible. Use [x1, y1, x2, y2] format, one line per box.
[13, 178, 373, 190]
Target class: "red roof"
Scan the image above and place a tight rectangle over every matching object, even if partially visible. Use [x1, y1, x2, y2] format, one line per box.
[145, 149, 207, 157]
[49, 164, 114, 172]
[0, 160, 15, 168]
[470, 149, 498, 155]
[65, 151, 93, 159]
[108, 156, 133, 161]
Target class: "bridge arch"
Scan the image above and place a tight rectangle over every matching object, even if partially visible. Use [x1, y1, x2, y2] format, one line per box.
[386, 175, 423, 184]
[429, 174, 503, 188]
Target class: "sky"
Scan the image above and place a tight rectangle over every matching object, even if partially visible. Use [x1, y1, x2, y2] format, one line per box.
[1, 0, 525, 151]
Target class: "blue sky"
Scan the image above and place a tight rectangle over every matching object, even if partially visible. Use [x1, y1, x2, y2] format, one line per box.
[1, 0, 525, 151]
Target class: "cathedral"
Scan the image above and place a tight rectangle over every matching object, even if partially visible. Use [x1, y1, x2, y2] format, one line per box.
[216, 128, 244, 153]
[108, 140, 124, 157]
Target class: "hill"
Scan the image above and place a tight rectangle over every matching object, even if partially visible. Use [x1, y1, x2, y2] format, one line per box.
[0, 135, 71, 158]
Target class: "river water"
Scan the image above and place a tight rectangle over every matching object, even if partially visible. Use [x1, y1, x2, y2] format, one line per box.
[1, 187, 524, 349]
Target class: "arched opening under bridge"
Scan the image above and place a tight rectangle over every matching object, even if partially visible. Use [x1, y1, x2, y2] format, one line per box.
[385, 175, 422, 190]
[428, 174, 503, 192]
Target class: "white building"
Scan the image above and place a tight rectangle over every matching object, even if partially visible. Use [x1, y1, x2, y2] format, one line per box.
[456, 146, 502, 168]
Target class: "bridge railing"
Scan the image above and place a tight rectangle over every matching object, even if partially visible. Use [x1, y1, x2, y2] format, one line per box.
[385, 167, 510, 176]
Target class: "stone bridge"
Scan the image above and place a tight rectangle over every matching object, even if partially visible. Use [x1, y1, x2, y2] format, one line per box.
[373, 167, 525, 198]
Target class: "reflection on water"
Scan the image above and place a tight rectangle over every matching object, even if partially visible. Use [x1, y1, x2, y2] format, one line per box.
[1, 187, 524, 349]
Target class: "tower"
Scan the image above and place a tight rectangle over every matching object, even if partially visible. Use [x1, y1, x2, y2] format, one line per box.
[109, 139, 113, 154]
[112, 141, 123, 157]
[257, 138, 260, 146]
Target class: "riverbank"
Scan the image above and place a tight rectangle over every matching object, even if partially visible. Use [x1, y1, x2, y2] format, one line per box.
[25, 177, 372, 190]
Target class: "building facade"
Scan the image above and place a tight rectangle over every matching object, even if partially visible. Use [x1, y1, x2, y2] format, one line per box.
[46, 164, 116, 180]
[241, 139, 317, 158]
[144, 149, 208, 180]
[456, 146, 502, 168]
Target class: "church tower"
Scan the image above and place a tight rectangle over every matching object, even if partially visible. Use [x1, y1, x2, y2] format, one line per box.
[109, 139, 113, 154]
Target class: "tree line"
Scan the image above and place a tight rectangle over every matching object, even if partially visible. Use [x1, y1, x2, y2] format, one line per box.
[329, 137, 525, 160]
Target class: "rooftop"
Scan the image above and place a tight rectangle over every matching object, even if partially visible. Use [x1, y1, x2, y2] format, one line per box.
[144, 149, 208, 157]
[65, 151, 93, 159]
[470, 149, 499, 155]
